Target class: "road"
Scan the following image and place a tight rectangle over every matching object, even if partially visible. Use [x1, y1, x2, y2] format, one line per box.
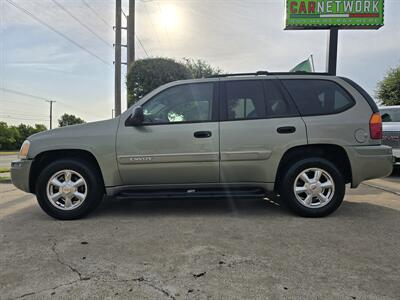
[1, 171, 399, 299]
[0, 154, 17, 169]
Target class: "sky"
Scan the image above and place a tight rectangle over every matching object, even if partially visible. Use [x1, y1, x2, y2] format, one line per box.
[0, 0, 399, 128]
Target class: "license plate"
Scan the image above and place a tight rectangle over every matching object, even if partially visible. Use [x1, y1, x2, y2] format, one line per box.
[393, 149, 400, 158]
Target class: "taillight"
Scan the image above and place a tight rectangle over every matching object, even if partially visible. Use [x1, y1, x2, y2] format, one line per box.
[369, 112, 382, 139]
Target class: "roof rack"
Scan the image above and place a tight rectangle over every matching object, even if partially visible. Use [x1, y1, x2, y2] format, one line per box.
[207, 71, 269, 78]
[206, 71, 331, 78]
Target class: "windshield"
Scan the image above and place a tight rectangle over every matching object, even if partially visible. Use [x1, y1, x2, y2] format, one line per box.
[380, 108, 400, 122]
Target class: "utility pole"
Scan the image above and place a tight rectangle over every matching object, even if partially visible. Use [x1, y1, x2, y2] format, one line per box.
[46, 100, 55, 129]
[126, 0, 135, 106]
[114, 0, 122, 117]
[127, 0, 135, 69]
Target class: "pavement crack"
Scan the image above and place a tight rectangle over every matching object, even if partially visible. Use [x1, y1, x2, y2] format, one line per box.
[130, 276, 176, 300]
[14, 292, 35, 299]
[12, 280, 80, 299]
[51, 240, 90, 281]
[362, 182, 400, 196]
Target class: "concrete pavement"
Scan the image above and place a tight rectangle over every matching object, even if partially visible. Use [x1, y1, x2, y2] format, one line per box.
[0, 154, 17, 169]
[1, 179, 400, 299]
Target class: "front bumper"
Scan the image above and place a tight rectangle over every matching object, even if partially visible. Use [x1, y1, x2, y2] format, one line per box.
[392, 148, 400, 165]
[346, 145, 393, 188]
[10, 159, 33, 193]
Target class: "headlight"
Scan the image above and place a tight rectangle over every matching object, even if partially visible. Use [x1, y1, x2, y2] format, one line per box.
[19, 140, 30, 159]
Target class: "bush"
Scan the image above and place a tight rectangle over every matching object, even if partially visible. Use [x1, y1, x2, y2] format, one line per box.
[0, 122, 47, 150]
[126, 58, 192, 107]
[376, 65, 400, 106]
[126, 57, 222, 107]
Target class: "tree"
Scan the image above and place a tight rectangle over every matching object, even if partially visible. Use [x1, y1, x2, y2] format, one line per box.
[0, 122, 17, 150]
[182, 58, 222, 78]
[376, 65, 400, 106]
[58, 113, 85, 127]
[14, 123, 47, 146]
[0, 122, 47, 150]
[126, 58, 192, 107]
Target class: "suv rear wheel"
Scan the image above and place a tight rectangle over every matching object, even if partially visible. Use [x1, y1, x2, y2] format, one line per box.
[279, 158, 345, 217]
[35, 159, 104, 220]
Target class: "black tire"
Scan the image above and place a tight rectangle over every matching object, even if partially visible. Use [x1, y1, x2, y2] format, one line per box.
[35, 158, 104, 220]
[279, 157, 345, 217]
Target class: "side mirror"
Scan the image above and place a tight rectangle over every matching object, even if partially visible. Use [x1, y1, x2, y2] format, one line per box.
[125, 106, 144, 126]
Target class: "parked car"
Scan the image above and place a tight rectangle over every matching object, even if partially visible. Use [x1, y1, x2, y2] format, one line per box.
[11, 72, 393, 219]
[379, 106, 400, 166]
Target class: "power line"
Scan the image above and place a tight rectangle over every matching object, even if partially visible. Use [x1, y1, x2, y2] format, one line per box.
[6, 0, 111, 66]
[0, 98, 47, 106]
[142, 1, 161, 45]
[121, 9, 128, 19]
[119, 7, 149, 58]
[57, 102, 104, 119]
[81, 0, 112, 28]
[136, 36, 149, 57]
[1, 87, 104, 119]
[0, 109, 49, 118]
[51, 0, 112, 48]
[0, 87, 50, 101]
[0, 115, 49, 121]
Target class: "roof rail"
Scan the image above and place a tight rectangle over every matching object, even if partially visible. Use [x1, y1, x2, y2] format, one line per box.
[270, 71, 331, 75]
[206, 71, 331, 78]
[206, 71, 269, 78]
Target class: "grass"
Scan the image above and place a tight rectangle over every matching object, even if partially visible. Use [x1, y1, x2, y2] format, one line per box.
[0, 151, 18, 155]
[0, 175, 11, 182]
[0, 167, 10, 173]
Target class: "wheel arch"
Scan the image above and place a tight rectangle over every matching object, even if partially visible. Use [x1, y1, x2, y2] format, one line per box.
[274, 144, 352, 192]
[29, 149, 105, 194]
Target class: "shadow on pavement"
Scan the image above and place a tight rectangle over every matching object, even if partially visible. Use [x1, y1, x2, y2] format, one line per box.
[91, 196, 288, 218]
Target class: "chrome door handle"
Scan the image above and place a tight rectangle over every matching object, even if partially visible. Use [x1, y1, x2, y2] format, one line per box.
[194, 131, 212, 138]
[277, 126, 296, 134]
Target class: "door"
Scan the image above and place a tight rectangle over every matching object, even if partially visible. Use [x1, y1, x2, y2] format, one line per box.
[116, 82, 220, 185]
[219, 79, 307, 184]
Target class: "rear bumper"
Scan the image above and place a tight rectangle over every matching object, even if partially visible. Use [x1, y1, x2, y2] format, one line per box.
[10, 160, 32, 193]
[392, 148, 400, 165]
[346, 145, 393, 188]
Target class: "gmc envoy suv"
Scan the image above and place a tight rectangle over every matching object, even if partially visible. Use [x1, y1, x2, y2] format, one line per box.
[11, 72, 393, 219]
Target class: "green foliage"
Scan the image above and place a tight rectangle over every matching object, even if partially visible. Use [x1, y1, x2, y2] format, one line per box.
[126, 58, 192, 107]
[376, 65, 400, 106]
[0, 122, 47, 150]
[58, 113, 85, 127]
[182, 58, 222, 78]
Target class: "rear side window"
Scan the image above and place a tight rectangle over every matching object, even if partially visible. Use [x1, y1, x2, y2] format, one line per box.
[264, 80, 296, 117]
[282, 79, 355, 116]
[225, 80, 266, 120]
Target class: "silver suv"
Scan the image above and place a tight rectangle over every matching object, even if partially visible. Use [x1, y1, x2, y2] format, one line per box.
[11, 72, 393, 219]
[380, 106, 400, 165]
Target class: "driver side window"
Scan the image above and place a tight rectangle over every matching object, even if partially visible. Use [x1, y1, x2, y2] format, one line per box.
[142, 83, 214, 124]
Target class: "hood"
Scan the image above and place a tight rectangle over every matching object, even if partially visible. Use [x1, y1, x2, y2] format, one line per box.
[26, 117, 121, 160]
[28, 118, 119, 142]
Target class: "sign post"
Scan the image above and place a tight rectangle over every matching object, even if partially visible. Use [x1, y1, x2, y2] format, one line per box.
[327, 27, 338, 75]
[285, 0, 384, 74]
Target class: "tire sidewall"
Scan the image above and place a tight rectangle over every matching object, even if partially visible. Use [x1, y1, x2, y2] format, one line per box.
[280, 158, 345, 217]
[36, 159, 103, 220]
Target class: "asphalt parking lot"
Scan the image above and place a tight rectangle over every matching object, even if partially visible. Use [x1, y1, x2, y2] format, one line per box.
[1, 170, 400, 299]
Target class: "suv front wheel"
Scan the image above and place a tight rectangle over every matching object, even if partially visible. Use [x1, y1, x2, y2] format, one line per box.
[35, 159, 104, 220]
[279, 158, 345, 217]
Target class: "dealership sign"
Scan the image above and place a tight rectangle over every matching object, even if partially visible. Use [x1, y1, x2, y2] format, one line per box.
[285, 0, 384, 29]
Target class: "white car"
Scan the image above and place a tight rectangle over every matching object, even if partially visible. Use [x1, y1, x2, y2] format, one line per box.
[380, 106, 400, 165]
